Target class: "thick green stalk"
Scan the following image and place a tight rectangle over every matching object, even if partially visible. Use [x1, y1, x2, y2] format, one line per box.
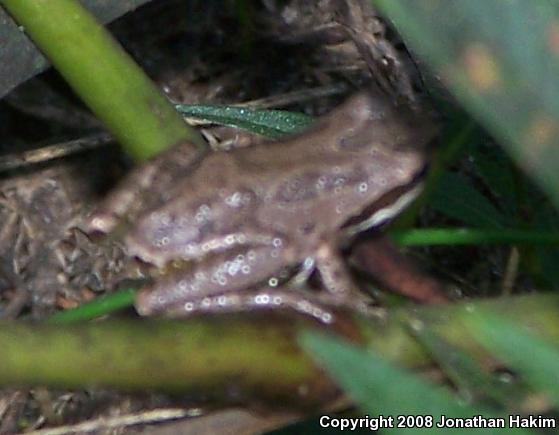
[1, 0, 205, 161]
[0, 314, 343, 407]
[0, 294, 558, 407]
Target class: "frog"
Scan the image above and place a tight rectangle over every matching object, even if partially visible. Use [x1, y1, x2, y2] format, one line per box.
[87, 87, 437, 322]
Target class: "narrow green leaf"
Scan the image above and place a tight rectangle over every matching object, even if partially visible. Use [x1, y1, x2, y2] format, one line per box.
[49, 288, 136, 324]
[429, 172, 508, 228]
[393, 118, 476, 228]
[469, 144, 519, 217]
[411, 327, 525, 409]
[374, 0, 559, 210]
[532, 206, 559, 288]
[175, 104, 313, 139]
[390, 228, 559, 246]
[466, 311, 559, 408]
[300, 331, 531, 434]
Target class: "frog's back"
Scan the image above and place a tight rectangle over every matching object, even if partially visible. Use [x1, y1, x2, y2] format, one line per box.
[232, 90, 434, 171]
[235, 89, 435, 245]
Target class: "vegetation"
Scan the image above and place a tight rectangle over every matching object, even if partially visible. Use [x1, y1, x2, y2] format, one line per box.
[1, 0, 559, 433]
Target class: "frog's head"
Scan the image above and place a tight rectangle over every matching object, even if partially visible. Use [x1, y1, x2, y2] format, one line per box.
[334, 88, 438, 236]
[333, 87, 438, 157]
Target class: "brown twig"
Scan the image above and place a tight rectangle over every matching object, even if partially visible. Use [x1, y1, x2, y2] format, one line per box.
[352, 235, 449, 303]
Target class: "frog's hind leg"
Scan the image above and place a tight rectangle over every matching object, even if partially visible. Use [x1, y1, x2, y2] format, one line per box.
[135, 243, 290, 316]
[160, 287, 337, 324]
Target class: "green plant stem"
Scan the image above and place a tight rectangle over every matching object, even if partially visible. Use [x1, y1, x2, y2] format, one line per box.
[391, 228, 559, 246]
[2, 0, 205, 161]
[0, 294, 558, 407]
[0, 315, 342, 407]
[49, 288, 136, 324]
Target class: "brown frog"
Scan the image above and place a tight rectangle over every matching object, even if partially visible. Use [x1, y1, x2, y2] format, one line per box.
[87, 88, 437, 321]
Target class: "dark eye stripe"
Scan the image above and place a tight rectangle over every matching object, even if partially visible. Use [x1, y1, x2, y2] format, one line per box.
[345, 182, 424, 236]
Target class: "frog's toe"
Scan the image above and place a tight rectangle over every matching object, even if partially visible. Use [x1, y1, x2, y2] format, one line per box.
[135, 288, 161, 316]
[86, 210, 121, 235]
[135, 284, 184, 316]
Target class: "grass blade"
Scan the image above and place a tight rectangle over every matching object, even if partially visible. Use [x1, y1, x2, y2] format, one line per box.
[375, 0, 559, 209]
[176, 104, 313, 139]
[465, 310, 559, 408]
[300, 331, 531, 434]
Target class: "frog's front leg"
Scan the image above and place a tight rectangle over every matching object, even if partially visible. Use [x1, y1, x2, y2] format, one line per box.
[135, 243, 291, 316]
[315, 241, 372, 312]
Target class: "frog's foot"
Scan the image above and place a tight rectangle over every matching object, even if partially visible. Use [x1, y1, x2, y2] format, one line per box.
[150, 287, 337, 324]
[315, 242, 373, 313]
[87, 141, 206, 235]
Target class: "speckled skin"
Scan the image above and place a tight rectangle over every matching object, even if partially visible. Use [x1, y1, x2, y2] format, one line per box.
[88, 89, 437, 319]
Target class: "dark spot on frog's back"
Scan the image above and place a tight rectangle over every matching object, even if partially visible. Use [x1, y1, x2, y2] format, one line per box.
[275, 174, 320, 204]
[338, 130, 379, 151]
[299, 222, 316, 235]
